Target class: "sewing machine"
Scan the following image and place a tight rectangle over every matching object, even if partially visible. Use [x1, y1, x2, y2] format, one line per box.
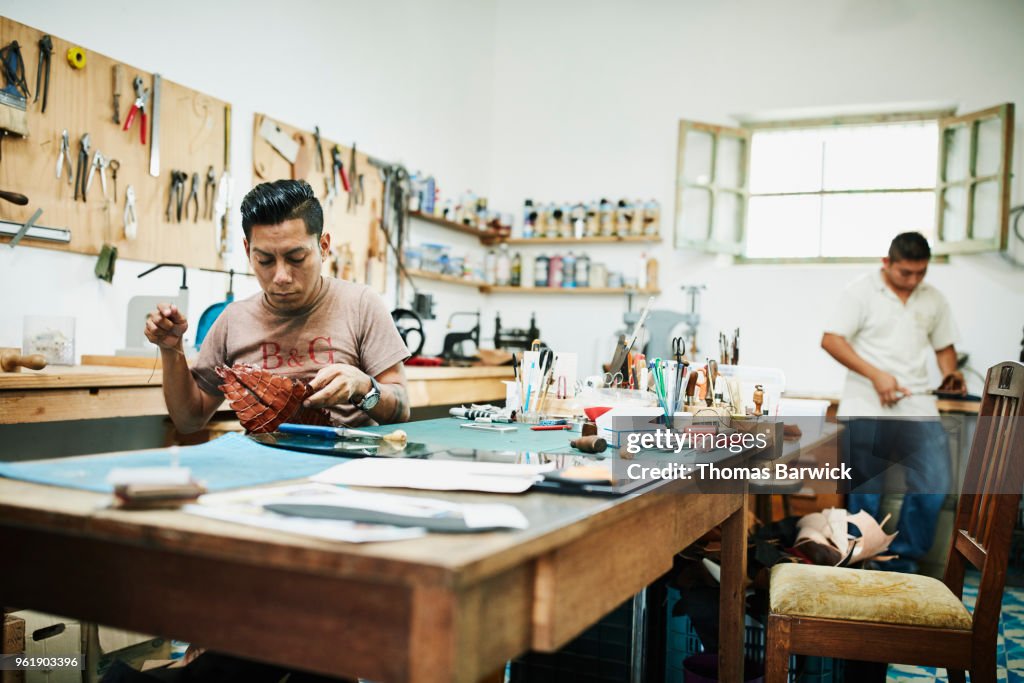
[494, 312, 540, 352]
[442, 311, 480, 363]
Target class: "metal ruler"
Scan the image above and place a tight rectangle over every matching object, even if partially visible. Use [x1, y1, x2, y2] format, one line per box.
[149, 73, 161, 177]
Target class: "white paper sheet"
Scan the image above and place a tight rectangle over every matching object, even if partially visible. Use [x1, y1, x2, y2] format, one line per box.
[311, 458, 554, 493]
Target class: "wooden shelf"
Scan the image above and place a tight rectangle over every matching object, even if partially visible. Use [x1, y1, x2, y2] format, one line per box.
[481, 286, 661, 295]
[504, 235, 661, 245]
[407, 269, 486, 288]
[409, 211, 502, 242]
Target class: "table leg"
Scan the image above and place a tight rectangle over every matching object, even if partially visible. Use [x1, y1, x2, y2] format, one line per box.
[719, 493, 748, 683]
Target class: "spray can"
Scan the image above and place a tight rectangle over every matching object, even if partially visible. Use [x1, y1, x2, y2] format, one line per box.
[548, 254, 563, 288]
[534, 255, 550, 287]
[562, 252, 576, 288]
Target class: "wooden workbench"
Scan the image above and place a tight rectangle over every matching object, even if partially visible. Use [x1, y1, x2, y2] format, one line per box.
[0, 364, 513, 424]
[0, 462, 748, 682]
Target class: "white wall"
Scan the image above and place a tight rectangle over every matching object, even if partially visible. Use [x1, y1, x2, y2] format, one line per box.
[0, 0, 496, 359]
[484, 0, 1024, 395]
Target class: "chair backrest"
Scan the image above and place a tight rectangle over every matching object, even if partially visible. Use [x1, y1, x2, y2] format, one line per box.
[943, 361, 1024, 638]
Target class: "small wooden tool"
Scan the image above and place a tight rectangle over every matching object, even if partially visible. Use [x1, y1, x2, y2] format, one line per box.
[0, 349, 47, 373]
[570, 435, 608, 454]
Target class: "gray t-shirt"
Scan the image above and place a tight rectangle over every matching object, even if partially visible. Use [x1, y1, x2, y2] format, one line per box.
[193, 277, 410, 426]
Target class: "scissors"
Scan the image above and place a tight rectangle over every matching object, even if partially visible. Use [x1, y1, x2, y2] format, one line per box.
[530, 339, 542, 352]
[603, 371, 624, 387]
[672, 336, 686, 363]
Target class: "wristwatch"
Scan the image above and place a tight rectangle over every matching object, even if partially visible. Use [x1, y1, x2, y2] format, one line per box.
[353, 376, 381, 412]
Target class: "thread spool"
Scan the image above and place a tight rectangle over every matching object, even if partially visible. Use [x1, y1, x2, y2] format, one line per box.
[66, 46, 86, 69]
[570, 436, 607, 454]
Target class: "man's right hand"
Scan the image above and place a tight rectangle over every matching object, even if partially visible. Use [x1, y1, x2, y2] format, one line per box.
[144, 304, 188, 351]
[872, 371, 910, 408]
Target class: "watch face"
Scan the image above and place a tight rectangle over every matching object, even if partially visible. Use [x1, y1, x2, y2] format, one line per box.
[361, 390, 381, 411]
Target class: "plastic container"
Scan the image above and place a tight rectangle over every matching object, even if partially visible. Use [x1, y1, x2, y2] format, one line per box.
[23, 315, 75, 365]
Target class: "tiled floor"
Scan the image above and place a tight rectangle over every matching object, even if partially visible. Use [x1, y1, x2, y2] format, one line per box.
[886, 575, 1024, 682]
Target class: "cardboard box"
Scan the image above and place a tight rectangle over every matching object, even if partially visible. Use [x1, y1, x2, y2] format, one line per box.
[2, 615, 25, 654]
[83, 625, 168, 683]
[9, 611, 81, 683]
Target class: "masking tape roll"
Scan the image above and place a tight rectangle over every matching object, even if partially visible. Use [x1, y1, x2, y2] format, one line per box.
[66, 47, 86, 69]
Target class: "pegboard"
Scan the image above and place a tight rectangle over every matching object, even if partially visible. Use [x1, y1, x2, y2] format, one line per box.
[0, 16, 228, 269]
[251, 113, 387, 292]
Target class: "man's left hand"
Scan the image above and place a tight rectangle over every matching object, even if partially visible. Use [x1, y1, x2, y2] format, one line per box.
[938, 371, 967, 395]
[305, 364, 372, 408]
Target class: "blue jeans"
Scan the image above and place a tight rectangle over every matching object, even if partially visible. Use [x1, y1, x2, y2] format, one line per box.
[842, 418, 952, 571]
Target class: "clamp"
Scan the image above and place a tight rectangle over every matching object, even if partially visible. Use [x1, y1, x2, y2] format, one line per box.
[122, 75, 150, 144]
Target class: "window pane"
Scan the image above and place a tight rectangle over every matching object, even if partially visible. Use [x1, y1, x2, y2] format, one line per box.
[940, 186, 968, 242]
[820, 192, 935, 258]
[745, 195, 821, 258]
[716, 136, 745, 189]
[976, 117, 1003, 177]
[678, 187, 711, 242]
[972, 180, 1000, 241]
[822, 123, 938, 191]
[943, 124, 970, 183]
[683, 130, 713, 184]
[749, 129, 823, 194]
[713, 191, 743, 245]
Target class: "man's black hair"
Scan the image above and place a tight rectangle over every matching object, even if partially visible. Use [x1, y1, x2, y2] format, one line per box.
[240, 179, 323, 241]
[888, 231, 931, 262]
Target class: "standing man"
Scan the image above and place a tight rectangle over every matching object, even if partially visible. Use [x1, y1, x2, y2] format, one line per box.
[821, 231, 966, 573]
[144, 179, 411, 433]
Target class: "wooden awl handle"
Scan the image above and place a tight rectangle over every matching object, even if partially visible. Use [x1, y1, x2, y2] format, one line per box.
[570, 436, 608, 454]
[0, 190, 29, 205]
[1, 351, 48, 372]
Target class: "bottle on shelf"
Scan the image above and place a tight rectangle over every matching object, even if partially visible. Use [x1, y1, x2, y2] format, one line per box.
[522, 253, 534, 288]
[562, 252, 576, 288]
[646, 256, 659, 291]
[523, 199, 535, 238]
[575, 253, 590, 288]
[615, 199, 631, 237]
[630, 198, 644, 236]
[599, 198, 613, 236]
[496, 244, 512, 286]
[548, 254, 563, 288]
[511, 251, 522, 287]
[591, 262, 608, 288]
[534, 255, 550, 287]
[586, 201, 599, 237]
[637, 251, 648, 289]
[550, 206, 565, 239]
[644, 199, 660, 236]
[484, 248, 497, 285]
[571, 203, 586, 239]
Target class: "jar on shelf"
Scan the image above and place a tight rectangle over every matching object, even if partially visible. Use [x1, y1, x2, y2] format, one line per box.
[534, 255, 550, 287]
[562, 252, 576, 288]
[575, 254, 591, 288]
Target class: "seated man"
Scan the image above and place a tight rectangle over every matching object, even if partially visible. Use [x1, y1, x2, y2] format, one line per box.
[145, 179, 411, 432]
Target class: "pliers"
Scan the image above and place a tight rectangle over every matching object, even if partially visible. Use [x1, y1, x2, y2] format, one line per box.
[55, 129, 73, 184]
[122, 75, 150, 144]
[34, 35, 52, 113]
[73, 133, 90, 202]
[186, 172, 200, 222]
[203, 166, 216, 220]
[166, 170, 186, 222]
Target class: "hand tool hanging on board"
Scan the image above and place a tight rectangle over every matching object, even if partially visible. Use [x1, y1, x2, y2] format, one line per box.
[166, 170, 186, 222]
[258, 117, 298, 164]
[215, 105, 231, 256]
[73, 133, 90, 202]
[122, 75, 150, 144]
[186, 172, 200, 222]
[111, 64, 123, 124]
[203, 166, 215, 220]
[313, 125, 324, 173]
[94, 243, 118, 282]
[332, 145, 349, 193]
[124, 185, 137, 240]
[34, 36, 52, 113]
[149, 74, 161, 177]
[7, 207, 43, 249]
[346, 143, 360, 213]
[86, 150, 108, 199]
[108, 159, 120, 201]
[0, 189, 28, 205]
[55, 130, 73, 183]
[0, 40, 30, 151]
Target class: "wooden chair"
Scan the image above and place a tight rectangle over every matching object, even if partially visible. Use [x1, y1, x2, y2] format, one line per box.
[765, 361, 1024, 683]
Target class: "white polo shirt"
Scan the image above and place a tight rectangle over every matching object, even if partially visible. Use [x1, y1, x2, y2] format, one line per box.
[826, 270, 958, 417]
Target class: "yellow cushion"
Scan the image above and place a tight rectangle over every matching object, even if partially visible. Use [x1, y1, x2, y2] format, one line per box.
[770, 563, 972, 631]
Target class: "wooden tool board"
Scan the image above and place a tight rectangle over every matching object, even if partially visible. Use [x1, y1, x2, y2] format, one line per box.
[252, 113, 387, 292]
[0, 16, 228, 269]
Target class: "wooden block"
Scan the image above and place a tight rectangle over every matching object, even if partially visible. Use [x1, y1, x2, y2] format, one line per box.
[2, 615, 25, 654]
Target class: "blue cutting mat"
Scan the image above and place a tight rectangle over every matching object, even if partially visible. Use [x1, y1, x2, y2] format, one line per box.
[0, 433, 345, 493]
[360, 417, 579, 452]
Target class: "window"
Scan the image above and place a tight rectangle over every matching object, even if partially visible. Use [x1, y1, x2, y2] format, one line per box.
[674, 105, 1015, 260]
